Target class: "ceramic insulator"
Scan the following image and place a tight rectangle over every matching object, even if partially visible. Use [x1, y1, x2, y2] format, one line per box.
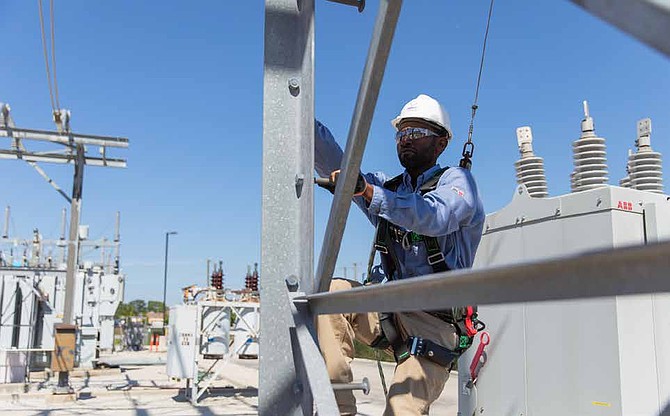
[571, 101, 609, 192]
[515, 126, 548, 198]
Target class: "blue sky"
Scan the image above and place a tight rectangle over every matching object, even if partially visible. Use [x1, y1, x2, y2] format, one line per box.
[0, 1, 668, 306]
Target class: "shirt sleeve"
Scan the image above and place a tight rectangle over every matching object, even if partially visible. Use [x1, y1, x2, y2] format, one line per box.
[353, 171, 387, 227]
[366, 167, 478, 237]
[314, 120, 388, 227]
[314, 120, 344, 178]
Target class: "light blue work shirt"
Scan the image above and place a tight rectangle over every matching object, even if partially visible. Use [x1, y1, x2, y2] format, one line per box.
[315, 121, 485, 279]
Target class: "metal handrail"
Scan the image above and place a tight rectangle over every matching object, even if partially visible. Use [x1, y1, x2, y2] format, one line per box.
[305, 240, 670, 315]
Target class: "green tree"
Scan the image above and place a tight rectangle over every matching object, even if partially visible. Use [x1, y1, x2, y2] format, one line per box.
[114, 302, 135, 318]
[147, 301, 165, 313]
[128, 299, 147, 315]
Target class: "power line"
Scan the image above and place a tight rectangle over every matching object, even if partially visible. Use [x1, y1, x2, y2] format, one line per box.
[460, 0, 496, 169]
[50, 0, 60, 110]
[472, 0, 495, 108]
[37, 0, 61, 113]
[37, 0, 56, 112]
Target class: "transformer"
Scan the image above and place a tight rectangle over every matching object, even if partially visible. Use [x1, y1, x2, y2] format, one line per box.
[458, 184, 670, 416]
[0, 264, 124, 373]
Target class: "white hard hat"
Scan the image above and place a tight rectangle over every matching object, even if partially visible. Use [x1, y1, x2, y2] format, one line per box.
[391, 94, 452, 139]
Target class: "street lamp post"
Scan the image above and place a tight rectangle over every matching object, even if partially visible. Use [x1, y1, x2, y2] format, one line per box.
[163, 231, 177, 329]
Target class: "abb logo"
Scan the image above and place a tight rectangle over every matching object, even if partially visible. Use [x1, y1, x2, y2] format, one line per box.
[617, 201, 634, 211]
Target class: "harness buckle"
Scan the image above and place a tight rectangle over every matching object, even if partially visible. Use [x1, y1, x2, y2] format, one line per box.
[389, 225, 403, 243]
[427, 252, 445, 266]
[374, 244, 388, 254]
[408, 336, 425, 356]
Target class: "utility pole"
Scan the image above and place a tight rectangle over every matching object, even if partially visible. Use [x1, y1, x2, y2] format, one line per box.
[162, 231, 177, 328]
[206, 258, 211, 287]
[63, 141, 85, 325]
[113, 211, 120, 273]
[0, 104, 128, 325]
[2, 206, 8, 239]
[0, 104, 128, 392]
[59, 208, 67, 265]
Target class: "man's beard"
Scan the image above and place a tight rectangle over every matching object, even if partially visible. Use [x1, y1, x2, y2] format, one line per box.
[398, 142, 436, 170]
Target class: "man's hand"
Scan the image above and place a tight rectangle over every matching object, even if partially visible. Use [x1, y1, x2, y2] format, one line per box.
[315, 170, 372, 201]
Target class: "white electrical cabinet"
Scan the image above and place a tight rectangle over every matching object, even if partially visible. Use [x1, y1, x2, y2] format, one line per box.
[458, 185, 670, 416]
[167, 304, 198, 379]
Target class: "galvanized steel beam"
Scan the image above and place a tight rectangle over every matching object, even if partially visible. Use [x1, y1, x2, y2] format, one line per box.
[316, 0, 403, 293]
[568, 0, 670, 57]
[305, 241, 670, 315]
[0, 150, 126, 167]
[290, 294, 340, 415]
[0, 126, 129, 148]
[260, 0, 315, 413]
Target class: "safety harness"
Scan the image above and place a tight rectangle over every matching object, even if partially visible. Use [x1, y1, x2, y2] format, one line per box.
[367, 167, 484, 367]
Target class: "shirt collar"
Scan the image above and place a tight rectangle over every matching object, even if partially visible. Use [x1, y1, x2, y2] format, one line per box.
[402, 164, 442, 191]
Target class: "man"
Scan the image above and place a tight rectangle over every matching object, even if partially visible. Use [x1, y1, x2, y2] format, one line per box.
[315, 93, 485, 415]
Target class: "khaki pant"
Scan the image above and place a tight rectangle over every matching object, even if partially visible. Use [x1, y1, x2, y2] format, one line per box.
[317, 279, 458, 415]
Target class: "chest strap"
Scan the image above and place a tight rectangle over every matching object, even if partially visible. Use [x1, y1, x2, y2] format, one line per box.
[373, 219, 448, 279]
[370, 167, 450, 280]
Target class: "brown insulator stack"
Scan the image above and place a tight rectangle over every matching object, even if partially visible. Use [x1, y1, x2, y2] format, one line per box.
[211, 261, 224, 290]
[245, 262, 259, 292]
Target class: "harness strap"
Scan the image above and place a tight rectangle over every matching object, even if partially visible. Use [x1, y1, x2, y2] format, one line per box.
[424, 235, 448, 272]
[367, 166, 479, 367]
[370, 167, 450, 280]
[374, 219, 402, 280]
[407, 336, 459, 368]
[378, 312, 411, 363]
[378, 313, 460, 367]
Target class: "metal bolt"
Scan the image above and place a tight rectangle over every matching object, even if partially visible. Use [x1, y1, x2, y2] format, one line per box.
[295, 174, 305, 198]
[518, 186, 523, 195]
[428, 350, 434, 357]
[288, 78, 300, 96]
[332, 377, 370, 395]
[285, 275, 299, 292]
[596, 197, 602, 206]
[293, 381, 303, 396]
[555, 208, 561, 216]
[480, 407, 484, 413]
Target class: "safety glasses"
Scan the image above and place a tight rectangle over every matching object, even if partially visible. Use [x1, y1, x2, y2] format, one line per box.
[395, 127, 441, 143]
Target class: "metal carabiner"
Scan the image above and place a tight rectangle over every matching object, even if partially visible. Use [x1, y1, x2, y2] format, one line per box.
[462, 141, 475, 159]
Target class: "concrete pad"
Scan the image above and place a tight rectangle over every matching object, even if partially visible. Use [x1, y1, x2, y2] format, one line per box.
[0, 350, 459, 415]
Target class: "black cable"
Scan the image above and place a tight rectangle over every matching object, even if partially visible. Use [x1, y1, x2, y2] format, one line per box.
[472, 0, 495, 109]
[460, 0, 496, 169]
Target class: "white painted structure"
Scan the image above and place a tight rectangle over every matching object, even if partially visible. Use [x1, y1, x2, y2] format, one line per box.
[0, 264, 125, 373]
[458, 184, 670, 416]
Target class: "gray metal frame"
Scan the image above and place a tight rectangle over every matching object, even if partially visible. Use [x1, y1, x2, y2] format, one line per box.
[569, 0, 670, 57]
[260, 0, 315, 414]
[261, 1, 670, 415]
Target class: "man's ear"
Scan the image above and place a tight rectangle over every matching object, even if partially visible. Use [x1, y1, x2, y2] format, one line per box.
[435, 136, 448, 156]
